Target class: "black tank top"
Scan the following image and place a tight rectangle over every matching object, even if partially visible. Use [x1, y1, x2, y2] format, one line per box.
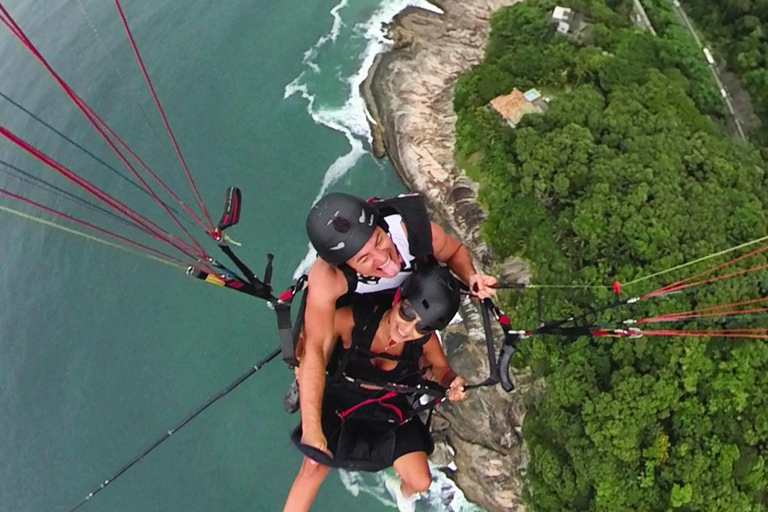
[327, 296, 430, 388]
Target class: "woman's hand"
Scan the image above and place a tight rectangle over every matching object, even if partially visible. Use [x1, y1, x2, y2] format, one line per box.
[446, 375, 468, 402]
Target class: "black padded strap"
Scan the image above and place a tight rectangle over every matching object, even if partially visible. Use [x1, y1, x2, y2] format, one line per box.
[372, 194, 434, 262]
[338, 264, 359, 294]
[276, 302, 299, 366]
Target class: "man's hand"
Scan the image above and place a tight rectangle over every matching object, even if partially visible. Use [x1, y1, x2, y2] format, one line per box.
[469, 273, 498, 299]
[300, 429, 333, 464]
[447, 375, 468, 402]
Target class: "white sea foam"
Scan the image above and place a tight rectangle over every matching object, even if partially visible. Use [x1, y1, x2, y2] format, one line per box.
[302, 0, 349, 70]
[311, 0, 444, 142]
[338, 465, 485, 512]
[339, 471, 397, 507]
[287, 0, 443, 277]
[285, 0, 443, 144]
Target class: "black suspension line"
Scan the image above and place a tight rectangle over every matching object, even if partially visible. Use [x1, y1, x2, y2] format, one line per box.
[65, 347, 281, 512]
[0, 90, 193, 225]
[0, 158, 139, 230]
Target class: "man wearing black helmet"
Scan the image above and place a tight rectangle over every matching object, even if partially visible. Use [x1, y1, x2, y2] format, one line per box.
[298, 192, 496, 461]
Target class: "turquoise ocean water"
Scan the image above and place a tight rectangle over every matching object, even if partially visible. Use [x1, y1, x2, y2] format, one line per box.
[0, 1, 483, 511]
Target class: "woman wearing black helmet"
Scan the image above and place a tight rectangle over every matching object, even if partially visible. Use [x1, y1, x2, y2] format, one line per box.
[282, 265, 469, 512]
[297, 192, 496, 464]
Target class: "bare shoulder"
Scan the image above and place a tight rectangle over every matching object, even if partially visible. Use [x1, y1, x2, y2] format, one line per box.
[304, 260, 347, 351]
[422, 332, 449, 361]
[423, 332, 442, 351]
[307, 258, 347, 299]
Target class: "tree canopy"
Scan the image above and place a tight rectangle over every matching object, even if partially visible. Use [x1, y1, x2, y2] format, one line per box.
[678, 0, 768, 145]
[454, 1, 768, 510]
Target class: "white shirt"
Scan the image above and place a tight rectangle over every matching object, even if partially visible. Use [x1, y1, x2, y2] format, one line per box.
[352, 214, 415, 294]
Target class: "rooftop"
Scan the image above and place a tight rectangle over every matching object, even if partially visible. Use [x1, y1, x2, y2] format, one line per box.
[552, 6, 572, 20]
[489, 88, 542, 127]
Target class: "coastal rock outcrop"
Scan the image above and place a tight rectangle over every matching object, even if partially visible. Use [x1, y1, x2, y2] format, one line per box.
[363, 0, 521, 270]
[361, 1, 529, 511]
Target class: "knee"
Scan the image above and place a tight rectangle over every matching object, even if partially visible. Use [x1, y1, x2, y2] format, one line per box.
[298, 459, 330, 480]
[406, 473, 432, 494]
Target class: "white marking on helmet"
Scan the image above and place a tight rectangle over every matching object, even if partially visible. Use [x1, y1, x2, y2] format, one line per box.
[330, 242, 346, 251]
[327, 210, 341, 226]
[359, 209, 366, 223]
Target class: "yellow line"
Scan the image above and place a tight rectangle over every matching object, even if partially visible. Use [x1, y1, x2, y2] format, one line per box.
[624, 234, 768, 287]
[0, 204, 184, 269]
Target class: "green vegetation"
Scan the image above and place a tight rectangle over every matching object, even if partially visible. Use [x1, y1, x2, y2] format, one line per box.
[454, 1, 768, 510]
[679, 0, 768, 144]
[638, 0, 724, 117]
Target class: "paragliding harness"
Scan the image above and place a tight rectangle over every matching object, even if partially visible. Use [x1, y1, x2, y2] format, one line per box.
[290, 296, 445, 471]
[286, 285, 525, 470]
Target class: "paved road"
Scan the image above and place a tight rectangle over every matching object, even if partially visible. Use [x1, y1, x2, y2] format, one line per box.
[667, 0, 747, 141]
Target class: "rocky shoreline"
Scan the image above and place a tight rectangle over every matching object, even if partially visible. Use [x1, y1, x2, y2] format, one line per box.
[360, 1, 529, 511]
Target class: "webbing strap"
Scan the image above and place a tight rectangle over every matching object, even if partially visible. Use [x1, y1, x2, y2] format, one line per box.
[372, 194, 433, 262]
[337, 390, 403, 423]
[275, 302, 298, 366]
[480, 299, 500, 381]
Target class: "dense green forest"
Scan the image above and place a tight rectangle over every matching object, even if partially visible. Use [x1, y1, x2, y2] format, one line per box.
[454, 0, 768, 510]
[678, 0, 768, 144]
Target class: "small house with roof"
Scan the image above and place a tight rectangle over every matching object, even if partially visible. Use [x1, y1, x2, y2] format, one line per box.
[552, 6, 583, 35]
[488, 88, 548, 129]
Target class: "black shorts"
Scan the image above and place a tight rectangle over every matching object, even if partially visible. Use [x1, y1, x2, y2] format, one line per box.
[291, 385, 434, 472]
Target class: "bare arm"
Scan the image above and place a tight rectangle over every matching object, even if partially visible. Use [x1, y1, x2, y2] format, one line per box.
[421, 334, 456, 387]
[421, 334, 468, 402]
[430, 221, 497, 299]
[430, 221, 473, 283]
[298, 261, 348, 452]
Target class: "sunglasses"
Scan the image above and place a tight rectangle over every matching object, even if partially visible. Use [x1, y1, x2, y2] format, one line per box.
[397, 300, 433, 335]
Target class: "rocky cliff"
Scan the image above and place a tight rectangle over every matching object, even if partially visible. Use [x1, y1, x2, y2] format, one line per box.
[361, 1, 531, 511]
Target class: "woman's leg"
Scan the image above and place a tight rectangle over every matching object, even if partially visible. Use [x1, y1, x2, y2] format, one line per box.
[282, 457, 331, 512]
[392, 451, 432, 497]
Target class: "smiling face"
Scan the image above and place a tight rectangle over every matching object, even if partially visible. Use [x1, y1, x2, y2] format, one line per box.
[345, 227, 402, 278]
[388, 299, 432, 344]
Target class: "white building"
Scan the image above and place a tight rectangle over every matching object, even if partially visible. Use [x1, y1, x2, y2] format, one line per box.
[552, 6, 573, 21]
[552, 6, 577, 35]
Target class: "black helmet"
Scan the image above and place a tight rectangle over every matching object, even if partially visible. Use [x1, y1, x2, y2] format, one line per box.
[399, 265, 462, 332]
[306, 193, 380, 265]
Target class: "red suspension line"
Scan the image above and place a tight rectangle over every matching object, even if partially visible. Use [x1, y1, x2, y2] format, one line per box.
[0, 9, 20, 38]
[638, 306, 768, 324]
[643, 244, 768, 299]
[697, 328, 768, 333]
[637, 296, 768, 324]
[113, 0, 214, 232]
[668, 296, 768, 315]
[657, 263, 768, 296]
[0, 125, 203, 262]
[590, 329, 768, 339]
[641, 330, 768, 339]
[0, 188, 186, 267]
[82, 99, 213, 238]
[0, 4, 210, 254]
